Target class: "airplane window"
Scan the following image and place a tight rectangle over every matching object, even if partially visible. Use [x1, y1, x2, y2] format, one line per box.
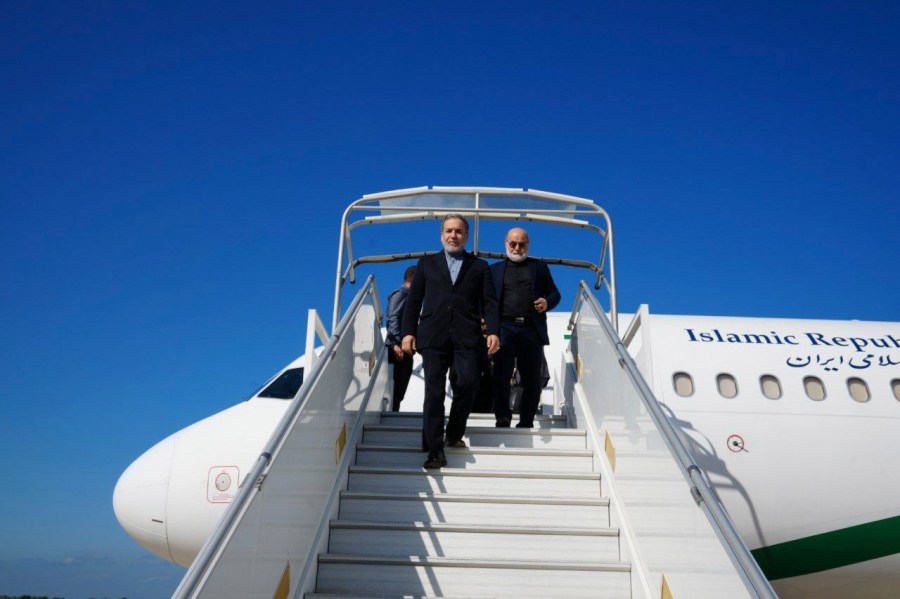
[892, 379, 900, 401]
[804, 376, 826, 401]
[673, 372, 694, 397]
[716, 373, 738, 398]
[847, 378, 870, 402]
[258, 368, 304, 399]
[760, 375, 782, 399]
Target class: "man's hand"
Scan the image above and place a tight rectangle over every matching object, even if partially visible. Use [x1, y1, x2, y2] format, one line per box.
[392, 344, 405, 360]
[533, 297, 548, 313]
[486, 334, 500, 355]
[401, 335, 417, 355]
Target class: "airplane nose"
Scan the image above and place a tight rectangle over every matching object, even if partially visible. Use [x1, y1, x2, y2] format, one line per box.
[113, 435, 175, 562]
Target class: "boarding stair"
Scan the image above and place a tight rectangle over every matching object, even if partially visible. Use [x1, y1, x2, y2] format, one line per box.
[307, 412, 629, 598]
[173, 277, 776, 599]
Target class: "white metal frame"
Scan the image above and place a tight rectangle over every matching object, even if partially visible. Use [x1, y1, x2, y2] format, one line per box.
[332, 186, 618, 332]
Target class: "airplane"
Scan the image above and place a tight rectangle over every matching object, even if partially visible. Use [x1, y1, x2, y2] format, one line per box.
[113, 187, 900, 598]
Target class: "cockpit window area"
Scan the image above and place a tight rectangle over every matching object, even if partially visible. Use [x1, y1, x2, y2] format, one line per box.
[673, 372, 694, 397]
[892, 379, 900, 402]
[258, 368, 304, 399]
[804, 376, 827, 401]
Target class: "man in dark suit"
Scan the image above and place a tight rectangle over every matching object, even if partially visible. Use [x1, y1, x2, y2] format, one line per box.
[401, 215, 500, 468]
[490, 227, 561, 428]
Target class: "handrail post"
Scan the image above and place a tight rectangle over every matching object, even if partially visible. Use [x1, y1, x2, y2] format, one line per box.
[304, 309, 330, 373]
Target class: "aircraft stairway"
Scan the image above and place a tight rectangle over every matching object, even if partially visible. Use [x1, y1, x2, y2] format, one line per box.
[307, 412, 631, 598]
[173, 278, 776, 599]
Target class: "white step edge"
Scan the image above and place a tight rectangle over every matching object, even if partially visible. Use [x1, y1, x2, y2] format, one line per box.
[307, 595, 513, 599]
[329, 520, 619, 537]
[327, 522, 621, 563]
[384, 411, 567, 420]
[307, 596, 535, 599]
[337, 491, 611, 527]
[357, 444, 593, 458]
[338, 491, 610, 506]
[382, 413, 569, 426]
[318, 554, 631, 572]
[348, 465, 600, 481]
[307, 596, 495, 599]
[364, 424, 584, 436]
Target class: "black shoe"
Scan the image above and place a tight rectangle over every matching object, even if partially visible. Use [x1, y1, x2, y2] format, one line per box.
[495, 417, 511, 428]
[423, 449, 447, 469]
[447, 438, 467, 448]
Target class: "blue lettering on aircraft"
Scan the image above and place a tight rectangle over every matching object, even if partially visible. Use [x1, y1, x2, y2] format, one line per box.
[785, 353, 897, 371]
[685, 329, 900, 353]
[684, 328, 900, 372]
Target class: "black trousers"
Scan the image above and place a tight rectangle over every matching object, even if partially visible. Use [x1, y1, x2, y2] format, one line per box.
[492, 321, 544, 427]
[450, 345, 493, 413]
[388, 348, 413, 412]
[420, 341, 480, 451]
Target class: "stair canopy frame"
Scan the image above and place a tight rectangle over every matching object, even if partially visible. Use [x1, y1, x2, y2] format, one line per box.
[569, 281, 778, 599]
[333, 186, 617, 331]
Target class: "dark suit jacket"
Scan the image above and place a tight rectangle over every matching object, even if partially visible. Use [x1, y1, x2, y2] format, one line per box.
[490, 258, 561, 345]
[401, 251, 500, 350]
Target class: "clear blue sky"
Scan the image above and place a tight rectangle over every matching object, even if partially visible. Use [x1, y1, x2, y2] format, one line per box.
[1, 2, 897, 597]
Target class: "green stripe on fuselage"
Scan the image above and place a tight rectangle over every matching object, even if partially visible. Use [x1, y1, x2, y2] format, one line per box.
[751, 515, 900, 581]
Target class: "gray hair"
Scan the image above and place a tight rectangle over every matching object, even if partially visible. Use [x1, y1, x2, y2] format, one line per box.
[441, 213, 469, 234]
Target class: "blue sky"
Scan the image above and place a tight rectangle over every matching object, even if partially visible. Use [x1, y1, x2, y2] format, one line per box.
[1, 2, 897, 597]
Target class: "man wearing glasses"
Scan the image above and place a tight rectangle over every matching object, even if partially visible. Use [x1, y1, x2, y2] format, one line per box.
[490, 228, 561, 428]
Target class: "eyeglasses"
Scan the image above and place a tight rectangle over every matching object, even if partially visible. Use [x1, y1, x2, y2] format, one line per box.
[507, 241, 528, 248]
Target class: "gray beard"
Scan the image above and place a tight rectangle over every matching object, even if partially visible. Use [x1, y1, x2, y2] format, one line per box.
[506, 250, 527, 263]
[443, 243, 465, 255]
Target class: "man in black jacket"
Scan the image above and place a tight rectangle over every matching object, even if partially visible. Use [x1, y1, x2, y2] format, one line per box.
[490, 227, 561, 428]
[401, 215, 500, 468]
[385, 265, 416, 412]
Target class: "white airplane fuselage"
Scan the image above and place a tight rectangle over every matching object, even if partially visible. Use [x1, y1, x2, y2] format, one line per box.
[114, 311, 900, 598]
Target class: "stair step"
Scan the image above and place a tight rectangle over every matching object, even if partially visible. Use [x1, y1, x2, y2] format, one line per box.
[315, 555, 631, 598]
[328, 520, 620, 561]
[355, 445, 594, 472]
[347, 466, 601, 497]
[382, 412, 568, 429]
[363, 425, 586, 450]
[338, 491, 611, 527]
[308, 595, 514, 599]
[308, 595, 517, 599]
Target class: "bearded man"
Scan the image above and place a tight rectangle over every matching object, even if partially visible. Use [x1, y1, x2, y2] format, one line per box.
[489, 227, 561, 428]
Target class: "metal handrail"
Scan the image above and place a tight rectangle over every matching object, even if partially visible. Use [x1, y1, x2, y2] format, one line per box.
[332, 187, 617, 332]
[570, 281, 777, 599]
[173, 275, 383, 599]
